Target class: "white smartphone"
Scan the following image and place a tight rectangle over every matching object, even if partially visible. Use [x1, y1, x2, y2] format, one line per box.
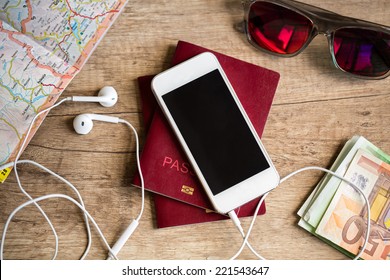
[152, 52, 279, 214]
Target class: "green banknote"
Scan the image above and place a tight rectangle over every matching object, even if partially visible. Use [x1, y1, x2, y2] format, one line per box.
[298, 136, 390, 259]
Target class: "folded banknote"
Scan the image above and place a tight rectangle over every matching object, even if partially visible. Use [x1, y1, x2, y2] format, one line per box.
[298, 136, 390, 260]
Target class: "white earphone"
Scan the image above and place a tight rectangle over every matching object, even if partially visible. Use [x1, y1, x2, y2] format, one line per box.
[73, 114, 120, 134]
[71, 86, 118, 107]
[0, 87, 145, 260]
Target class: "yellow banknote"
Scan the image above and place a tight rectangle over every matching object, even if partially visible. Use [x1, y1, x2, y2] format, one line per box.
[316, 149, 390, 260]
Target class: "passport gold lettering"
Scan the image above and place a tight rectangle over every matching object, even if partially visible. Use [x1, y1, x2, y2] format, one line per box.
[162, 156, 195, 176]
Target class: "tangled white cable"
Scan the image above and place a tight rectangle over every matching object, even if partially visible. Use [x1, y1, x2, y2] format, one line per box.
[0, 96, 145, 260]
[229, 166, 371, 260]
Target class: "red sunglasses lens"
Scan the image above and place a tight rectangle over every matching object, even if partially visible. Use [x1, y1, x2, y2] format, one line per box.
[333, 28, 390, 77]
[247, 1, 313, 55]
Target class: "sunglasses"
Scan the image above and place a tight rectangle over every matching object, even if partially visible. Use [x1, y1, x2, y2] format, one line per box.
[240, 0, 390, 79]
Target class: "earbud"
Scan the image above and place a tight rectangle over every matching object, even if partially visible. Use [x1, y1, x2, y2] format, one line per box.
[73, 114, 120, 135]
[71, 86, 118, 107]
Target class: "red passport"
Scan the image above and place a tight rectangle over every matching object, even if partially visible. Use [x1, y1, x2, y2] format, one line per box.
[133, 41, 280, 228]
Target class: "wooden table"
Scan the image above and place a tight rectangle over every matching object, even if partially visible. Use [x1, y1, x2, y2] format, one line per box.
[1, 0, 389, 260]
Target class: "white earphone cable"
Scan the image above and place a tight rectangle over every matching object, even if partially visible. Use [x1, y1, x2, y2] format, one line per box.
[119, 119, 145, 222]
[229, 166, 371, 260]
[10, 97, 71, 260]
[0, 97, 96, 260]
[103, 119, 145, 260]
[0, 194, 117, 260]
[228, 210, 265, 259]
[2, 159, 93, 260]
[0, 116, 145, 260]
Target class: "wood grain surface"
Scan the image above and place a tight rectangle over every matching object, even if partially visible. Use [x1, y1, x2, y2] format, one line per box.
[1, 0, 389, 260]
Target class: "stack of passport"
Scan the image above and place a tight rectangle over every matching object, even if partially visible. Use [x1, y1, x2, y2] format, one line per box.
[132, 41, 280, 228]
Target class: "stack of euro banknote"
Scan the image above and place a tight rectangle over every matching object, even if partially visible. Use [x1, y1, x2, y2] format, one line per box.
[298, 135, 390, 260]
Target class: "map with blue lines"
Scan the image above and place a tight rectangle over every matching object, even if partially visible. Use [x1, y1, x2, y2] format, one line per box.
[0, 0, 127, 176]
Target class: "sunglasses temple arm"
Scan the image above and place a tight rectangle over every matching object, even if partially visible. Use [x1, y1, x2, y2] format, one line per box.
[378, 41, 390, 66]
[235, 21, 246, 34]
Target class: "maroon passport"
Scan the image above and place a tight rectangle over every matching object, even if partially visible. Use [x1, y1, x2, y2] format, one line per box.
[133, 41, 280, 228]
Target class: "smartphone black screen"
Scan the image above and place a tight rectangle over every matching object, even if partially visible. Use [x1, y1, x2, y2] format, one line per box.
[162, 69, 270, 195]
